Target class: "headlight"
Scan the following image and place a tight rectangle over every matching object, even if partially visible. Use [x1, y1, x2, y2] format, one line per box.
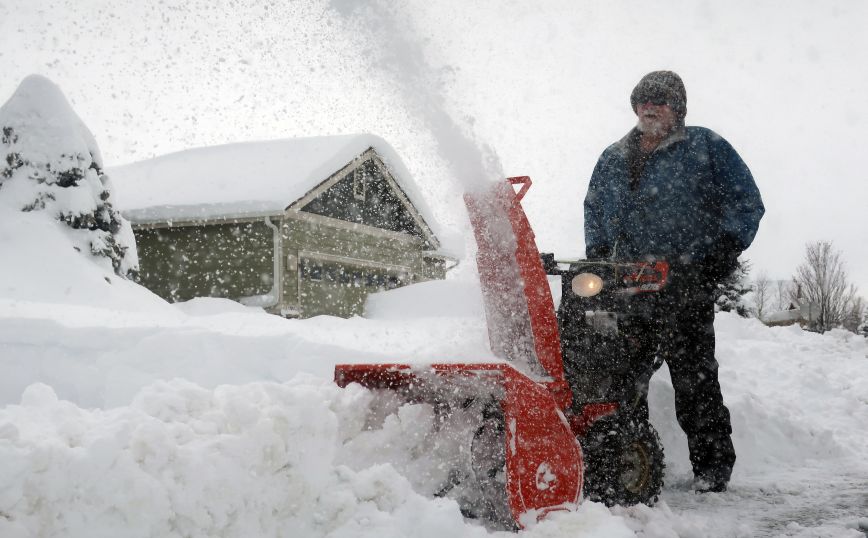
[571, 272, 604, 297]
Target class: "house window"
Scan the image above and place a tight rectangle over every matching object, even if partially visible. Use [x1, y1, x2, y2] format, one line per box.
[301, 259, 323, 281]
[301, 158, 427, 239]
[353, 168, 366, 201]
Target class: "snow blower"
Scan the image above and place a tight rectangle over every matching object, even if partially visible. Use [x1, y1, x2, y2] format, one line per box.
[334, 177, 665, 530]
[545, 256, 667, 506]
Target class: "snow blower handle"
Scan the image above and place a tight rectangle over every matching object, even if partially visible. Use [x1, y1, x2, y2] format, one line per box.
[508, 175, 531, 205]
[540, 253, 584, 276]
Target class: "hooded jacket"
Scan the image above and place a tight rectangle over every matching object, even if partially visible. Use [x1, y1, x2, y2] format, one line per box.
[584, 126, 764, 266]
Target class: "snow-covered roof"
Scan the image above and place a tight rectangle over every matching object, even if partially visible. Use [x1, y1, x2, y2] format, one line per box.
[765, 309, 803, 324]
[108, 134, 440, 235]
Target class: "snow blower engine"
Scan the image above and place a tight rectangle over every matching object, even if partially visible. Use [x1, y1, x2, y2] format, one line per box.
[334, 177, 665, 530]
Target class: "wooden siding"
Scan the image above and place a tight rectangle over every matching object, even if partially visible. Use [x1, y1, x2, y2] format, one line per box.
[279, 216, 446, 316]
[134, 220, 275, 303]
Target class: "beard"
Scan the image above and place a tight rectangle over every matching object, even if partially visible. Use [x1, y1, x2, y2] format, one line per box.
[637, 116, 674, 138]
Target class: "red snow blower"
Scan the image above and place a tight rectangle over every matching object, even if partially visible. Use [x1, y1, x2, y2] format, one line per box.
[334, 177, 665, 530]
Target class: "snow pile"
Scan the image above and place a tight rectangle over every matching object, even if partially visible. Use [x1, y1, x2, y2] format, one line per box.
[0, 371, 633, 537]
[649, 317, 868, 479]
[0, 208, 169, 312]
[0, 379, 481, 538]
[0, 75, 137, 277]
[2, 278, 867, 537]
[364, 275, 485, 320]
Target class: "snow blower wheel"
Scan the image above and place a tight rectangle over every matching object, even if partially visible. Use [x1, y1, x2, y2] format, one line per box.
[582, 416, 664, 506]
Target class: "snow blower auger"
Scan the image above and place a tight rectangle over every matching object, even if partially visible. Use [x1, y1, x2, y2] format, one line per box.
[334, 177, 663, 530]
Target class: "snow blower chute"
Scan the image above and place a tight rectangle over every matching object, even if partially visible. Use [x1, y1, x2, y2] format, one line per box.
[335, 177, 623, 529]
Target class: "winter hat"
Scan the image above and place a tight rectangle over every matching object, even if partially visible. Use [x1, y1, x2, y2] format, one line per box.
[630, 70, 687, 122]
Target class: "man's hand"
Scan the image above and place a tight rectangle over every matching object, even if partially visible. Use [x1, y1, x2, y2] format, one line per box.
[586, 245, 611, 260]
[704, 235, 741, 282]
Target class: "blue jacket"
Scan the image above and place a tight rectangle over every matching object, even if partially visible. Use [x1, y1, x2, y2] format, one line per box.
[584, 126, 764, 264]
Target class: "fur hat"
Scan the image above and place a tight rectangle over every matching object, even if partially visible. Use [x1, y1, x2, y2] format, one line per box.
[630, 70, 687, 122]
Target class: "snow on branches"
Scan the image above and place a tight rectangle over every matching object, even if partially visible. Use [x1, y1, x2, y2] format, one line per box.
[715, 258, 753, 318]
[0, 75, 137, 277]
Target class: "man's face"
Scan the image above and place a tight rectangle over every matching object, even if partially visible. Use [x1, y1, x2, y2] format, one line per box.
[636, 102, 678, 138]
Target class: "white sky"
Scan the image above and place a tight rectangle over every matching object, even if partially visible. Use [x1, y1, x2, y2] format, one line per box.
[2, 0, 866, 294]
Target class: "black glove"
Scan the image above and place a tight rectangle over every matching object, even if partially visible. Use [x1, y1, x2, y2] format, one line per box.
[704, 235, 741, 282]
[586, 244, 611, 260]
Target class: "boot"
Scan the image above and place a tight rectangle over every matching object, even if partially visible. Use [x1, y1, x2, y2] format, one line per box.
[693, 473, 728, 493]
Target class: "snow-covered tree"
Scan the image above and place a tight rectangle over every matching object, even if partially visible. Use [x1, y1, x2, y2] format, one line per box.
[715, 259, 753, 317]
[0, 75, 137, 277]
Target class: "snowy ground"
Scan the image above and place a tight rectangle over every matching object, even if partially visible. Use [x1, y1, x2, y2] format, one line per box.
[1, 208, 867, 537]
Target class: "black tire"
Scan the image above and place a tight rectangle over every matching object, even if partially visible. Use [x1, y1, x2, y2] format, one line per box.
[581, 415, 665, 506]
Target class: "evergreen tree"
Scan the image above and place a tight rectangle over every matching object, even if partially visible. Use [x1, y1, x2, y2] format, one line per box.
[714, 259, 753, 317]
[0, 75, 136, 277]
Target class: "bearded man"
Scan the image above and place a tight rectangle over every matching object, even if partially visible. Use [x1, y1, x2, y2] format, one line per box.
[583, 70, 765, 493]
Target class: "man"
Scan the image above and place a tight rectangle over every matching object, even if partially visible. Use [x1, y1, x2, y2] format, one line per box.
[583, 71, 764, 493]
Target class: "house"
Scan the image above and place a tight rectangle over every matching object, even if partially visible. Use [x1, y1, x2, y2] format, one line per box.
[109, 134, 452, 318]
[764, 301, 819, 329]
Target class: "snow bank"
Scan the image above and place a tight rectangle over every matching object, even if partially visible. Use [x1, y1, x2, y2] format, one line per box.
[0, 379, 480, 538]
[0, 377, 636, 538]
[364, 278, 485, 320]
[650, 313, 868, 477]
[0, 210, 169, 312]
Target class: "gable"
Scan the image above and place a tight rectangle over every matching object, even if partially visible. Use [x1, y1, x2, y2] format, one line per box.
[297, 155, 432, 244]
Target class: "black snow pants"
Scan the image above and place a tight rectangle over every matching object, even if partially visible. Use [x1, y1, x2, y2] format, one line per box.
[636, 266, 736, 484]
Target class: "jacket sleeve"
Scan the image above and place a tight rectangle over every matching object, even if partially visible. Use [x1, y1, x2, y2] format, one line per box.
[584, 153, 615, 259]
[707, 132, 765, 253]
